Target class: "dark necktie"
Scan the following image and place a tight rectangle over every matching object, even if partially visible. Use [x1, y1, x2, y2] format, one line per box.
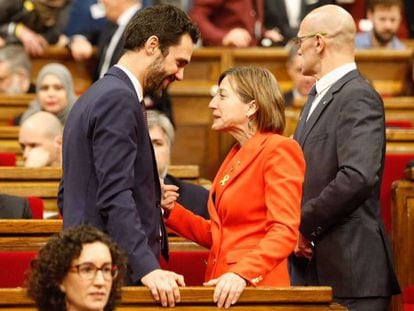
[294, 86, 317, 143]
[159, 209, 169, 261]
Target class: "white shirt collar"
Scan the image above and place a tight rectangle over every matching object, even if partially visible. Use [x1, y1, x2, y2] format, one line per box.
[115, 64, 143, 102]
[315, 62, 357, 95]
[117, 3, 141, 26]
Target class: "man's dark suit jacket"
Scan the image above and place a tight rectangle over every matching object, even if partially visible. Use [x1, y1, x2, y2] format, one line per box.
[264, 0, 335, 44]
[164, 174, 209, 219]
[59, 66, 162, 284]
[0, 194, 32, 219]
[291, 70, 400, 297]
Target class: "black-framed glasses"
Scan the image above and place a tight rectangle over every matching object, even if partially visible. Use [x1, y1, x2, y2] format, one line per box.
[292, 32, 328, 48]
[70, 262, 118, 281]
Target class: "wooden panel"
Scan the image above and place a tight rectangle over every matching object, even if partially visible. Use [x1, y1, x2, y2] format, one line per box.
[356, 49, 413, 96]
[231, 48, 292, 92]
[0, 287, 347, 310]
[31, 46, 96, 95]
[0, 219, 204, 252]
[391, 170, 414, 311]
[0, 94, 34, 125]
[0, 166, 204, 214]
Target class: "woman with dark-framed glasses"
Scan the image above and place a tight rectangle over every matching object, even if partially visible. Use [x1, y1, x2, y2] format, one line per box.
[27, 225, 127, 311]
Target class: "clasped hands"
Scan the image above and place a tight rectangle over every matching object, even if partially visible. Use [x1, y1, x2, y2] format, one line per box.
[294, 233, 313, 260]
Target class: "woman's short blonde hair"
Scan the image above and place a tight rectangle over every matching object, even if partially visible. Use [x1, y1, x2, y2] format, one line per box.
[218, 66, 285, 134]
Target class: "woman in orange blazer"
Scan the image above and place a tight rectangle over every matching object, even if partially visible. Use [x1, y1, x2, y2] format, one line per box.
[162, 66, 305, 308]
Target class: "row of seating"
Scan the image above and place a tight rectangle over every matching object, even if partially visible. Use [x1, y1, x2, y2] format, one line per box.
[0, 165, 207, 216]
[29, 46, 414, 96]
[0, 286, 344, 310]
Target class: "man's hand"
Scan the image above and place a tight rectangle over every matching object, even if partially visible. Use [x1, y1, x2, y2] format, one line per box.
[294, 233, 313, 259]
[204, 272, 247, 309]
[24, 147, 51, 167]
[222, 28, 252, 47]
[141, 269, 185, 307]
[160, 181, 179, 213]
[16, 25, 48, 56]
[69, 36, 94, 61]
[263, 29, 284, 44]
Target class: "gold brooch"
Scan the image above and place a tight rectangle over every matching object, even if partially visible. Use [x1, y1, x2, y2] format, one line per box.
[219, 174, 230, 186]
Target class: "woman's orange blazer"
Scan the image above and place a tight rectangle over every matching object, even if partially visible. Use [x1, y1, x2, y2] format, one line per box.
[165, 132, 305, 286]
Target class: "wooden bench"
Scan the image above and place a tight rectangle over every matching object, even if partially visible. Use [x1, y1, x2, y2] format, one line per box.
[0, 165, 207, 215]
[0, 219, 207, 286]
[31, 46, 96, 95]
[0, 219, 204, 252]
[284, 97, 414, 138]
[0, 94, 35, 125]
[391, 167, 414, 311]
[0, 286, 347, 310]
[20, 46, 414, 179]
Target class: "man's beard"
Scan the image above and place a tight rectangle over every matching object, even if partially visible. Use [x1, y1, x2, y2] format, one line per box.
[373, 28, 395, 45]
[144, 55, 175, 98]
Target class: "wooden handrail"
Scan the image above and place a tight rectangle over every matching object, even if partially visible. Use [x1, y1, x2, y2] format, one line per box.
[0, 286, 347, 310]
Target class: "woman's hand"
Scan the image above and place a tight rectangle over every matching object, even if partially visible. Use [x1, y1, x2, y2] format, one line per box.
[160, 180, 179, 215]
[203, 272, 247, 309]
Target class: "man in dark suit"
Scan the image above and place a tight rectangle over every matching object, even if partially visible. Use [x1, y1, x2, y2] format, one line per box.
[264, 0, 335, 45]
[290, 5, 400, 311]
[58, 5, 199, 307]
[68, 0, 174, 120]
[147, 110, 209, 219]
[0, 194, 32, 219]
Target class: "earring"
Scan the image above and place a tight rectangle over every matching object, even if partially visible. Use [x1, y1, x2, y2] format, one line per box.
[247, 114, 255, 135]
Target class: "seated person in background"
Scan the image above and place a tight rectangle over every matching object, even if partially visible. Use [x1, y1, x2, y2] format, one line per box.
[0, 0, 71, 56]
[264, 0, 335, 45]
[147, 110, 209, 219]
[17, 63, 76, 125]
[19, 111, 63, 168]
[355, 0, 405, 49]
[64, 0, 107, 52]
[0, 44, 34, 94]
[161, 66, 305, 308]
[284, 44, 315, 107]
[27, 225, 127, 311]
[0, 194, 32, 219]
[189, 0, 283, 47]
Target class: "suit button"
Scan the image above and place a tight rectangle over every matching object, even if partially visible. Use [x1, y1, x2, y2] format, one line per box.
[212, 259, 216, 265]
[156, 236, 162, 243]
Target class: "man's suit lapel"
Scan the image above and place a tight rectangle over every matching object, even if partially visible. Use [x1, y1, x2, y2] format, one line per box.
[300, 70, 360, 146]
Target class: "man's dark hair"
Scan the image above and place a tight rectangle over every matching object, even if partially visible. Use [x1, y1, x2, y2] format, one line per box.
[124, 4, 199, 55]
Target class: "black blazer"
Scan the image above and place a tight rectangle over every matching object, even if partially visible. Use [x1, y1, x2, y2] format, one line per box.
[0, 194, 32, 219]
[59, 66, 162, 284]
[291, 70, 400, 297]
[164, 174, 209, 219]
[264, 0, 335, 43]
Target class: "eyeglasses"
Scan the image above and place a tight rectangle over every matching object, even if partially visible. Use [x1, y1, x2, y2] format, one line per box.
[292, 32, 328, 48]
[70, 263, 118, 281]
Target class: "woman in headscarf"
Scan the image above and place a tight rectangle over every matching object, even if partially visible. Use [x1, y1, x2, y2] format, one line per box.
[19, 62, 76, 125]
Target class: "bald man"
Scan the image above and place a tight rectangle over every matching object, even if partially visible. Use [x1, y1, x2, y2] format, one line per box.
[291, 5, 400, 311]
[19, 111, 63, 167]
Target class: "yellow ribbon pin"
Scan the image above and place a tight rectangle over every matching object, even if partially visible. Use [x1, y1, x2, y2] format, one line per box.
[219, 174, 230, 186]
